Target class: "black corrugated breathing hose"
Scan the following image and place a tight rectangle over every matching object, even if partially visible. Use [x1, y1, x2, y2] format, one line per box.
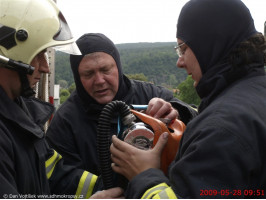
[97, 100, 132, 189]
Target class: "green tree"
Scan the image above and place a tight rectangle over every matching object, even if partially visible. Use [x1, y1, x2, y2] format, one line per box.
[55, 51, 73, 85]
[177, 76, 201, 106]
[169, 74, 178, 88]
[126, 73, 148, 81]
[58, 79, 68, 89]
[68, 82, 76, 94]
[60, 88, 70, 104]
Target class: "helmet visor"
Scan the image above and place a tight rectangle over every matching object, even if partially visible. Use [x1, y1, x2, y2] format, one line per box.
[53, 12, 73, 41]
[53, 42, 81, 55]
[52, 12, 81, 55]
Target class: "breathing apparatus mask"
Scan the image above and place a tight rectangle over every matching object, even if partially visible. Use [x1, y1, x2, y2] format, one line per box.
[0, 0, 81, 97]
[97, 100, 186, 189]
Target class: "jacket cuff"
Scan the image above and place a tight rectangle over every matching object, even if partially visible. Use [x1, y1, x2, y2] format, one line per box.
[125, 168, 170, 199]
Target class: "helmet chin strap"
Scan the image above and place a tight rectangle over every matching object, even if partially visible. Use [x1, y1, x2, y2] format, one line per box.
[18, 72, 35, 98]
[0, 54, 35, 97]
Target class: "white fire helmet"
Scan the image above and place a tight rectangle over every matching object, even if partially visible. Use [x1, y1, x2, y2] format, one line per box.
[0, 0, 81, 65]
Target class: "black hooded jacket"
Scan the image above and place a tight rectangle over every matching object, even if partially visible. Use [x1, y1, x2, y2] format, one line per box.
[46, 34, 196, 177]
[0, 87, 98, 197]
[123, 0, 266, 198]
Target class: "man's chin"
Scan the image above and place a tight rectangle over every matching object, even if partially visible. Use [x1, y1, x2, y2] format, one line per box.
[95, 97, 113, 105]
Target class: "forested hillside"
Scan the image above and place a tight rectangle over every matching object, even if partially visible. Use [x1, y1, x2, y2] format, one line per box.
[55, 42, 187, 88]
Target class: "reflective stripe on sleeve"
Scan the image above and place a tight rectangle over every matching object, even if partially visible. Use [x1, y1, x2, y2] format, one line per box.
[153, 187, 178, 199]
[190, 105, 198, 112]
[45, 150, 62, 179]
[75, 171, 98, 199]
[141, 183, 169, 199]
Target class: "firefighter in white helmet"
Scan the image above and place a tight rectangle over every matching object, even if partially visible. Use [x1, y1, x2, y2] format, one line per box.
[0, 0, 123, 198]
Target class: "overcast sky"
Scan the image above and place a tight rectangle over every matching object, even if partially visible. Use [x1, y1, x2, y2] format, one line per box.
[57, 0, 266, 44]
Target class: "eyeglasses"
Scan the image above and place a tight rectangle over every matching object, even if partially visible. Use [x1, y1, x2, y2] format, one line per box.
[174, 42, 186, 57]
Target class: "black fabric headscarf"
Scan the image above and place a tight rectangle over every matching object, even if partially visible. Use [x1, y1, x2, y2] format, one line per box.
[70, 33, 130, 112]
[176, 0, 259, 112]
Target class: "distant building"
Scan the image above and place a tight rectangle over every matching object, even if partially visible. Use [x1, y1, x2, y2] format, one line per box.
[54, 84, 60, 109]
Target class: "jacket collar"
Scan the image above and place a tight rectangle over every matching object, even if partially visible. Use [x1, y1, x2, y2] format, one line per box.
[0, 86, 54, 138]
[196, 61, 265, 113]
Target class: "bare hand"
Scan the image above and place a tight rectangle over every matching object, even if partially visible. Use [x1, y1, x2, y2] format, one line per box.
[110, 132, 169, 181]
[146, 98, 179, 121]
[90, 187, 124, 199]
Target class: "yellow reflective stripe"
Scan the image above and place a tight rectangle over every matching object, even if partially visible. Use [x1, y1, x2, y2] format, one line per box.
[75, 171, 98, 199]
[188, 105, 198, 112]
[45, 150, 62, 179]
[154, 187, 178, 199]
[141, 183, 168, 199]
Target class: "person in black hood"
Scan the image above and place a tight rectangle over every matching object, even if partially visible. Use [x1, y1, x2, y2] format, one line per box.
[46, 33, 197, 187]
[69, 33, 129, 106]
[109, 0, 266, 198]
